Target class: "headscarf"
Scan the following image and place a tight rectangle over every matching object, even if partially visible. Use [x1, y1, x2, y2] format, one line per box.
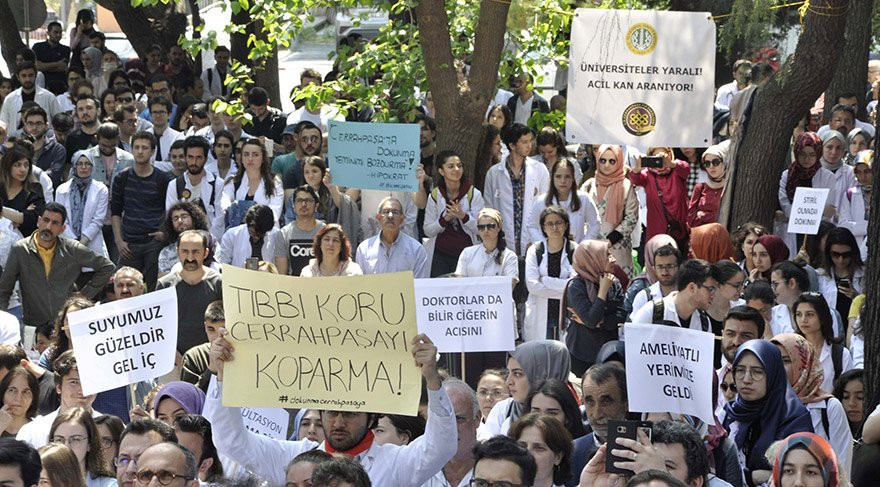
[643, 234, 677, 284]
[724, 340, 813, 471]
[702, 141, 730, 187]
[690, 223, 735, 263]
[82, 47, 104, 77]
[772, 432, 840, 487]
[153, 381, 206, 415]
[572, 239, 612, 302]
[786, 132, 823, 203]
[845, 128, 872, 165]
[594, 144, 626, 227]
[289, 409, 319, 440]
[508, 340, 572, 419]
[68, 150, 93, 239]
[596, 340, 625, 366]
[820, 130, 846, 173]
[770, 333, 833, 404]
[755, 234, 789, 279]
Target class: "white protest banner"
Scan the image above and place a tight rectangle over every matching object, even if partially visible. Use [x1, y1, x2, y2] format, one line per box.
[240, 407, 290, 439]
[787, 187, 830, 235]
[69, 287, 178, 396]
[624, 323, 715, 424]
[414, 277, 516, 353]
[567, 9, 715, 148]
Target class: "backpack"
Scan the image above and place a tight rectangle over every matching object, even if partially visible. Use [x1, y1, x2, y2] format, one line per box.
[651, 298, 709, 332]
[430, 185, 475, 206]
[223, 178, 258, 229]
[175, 175, 216, 215]
[534, 239, 576, 267]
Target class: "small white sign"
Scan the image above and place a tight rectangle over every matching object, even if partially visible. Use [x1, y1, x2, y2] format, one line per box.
[414, 277, 516, 353]
[69, 288, 179, 396]
[624, 323, 715, 424]
[787, 187, 830, 235]
[240, 407, 290, 439]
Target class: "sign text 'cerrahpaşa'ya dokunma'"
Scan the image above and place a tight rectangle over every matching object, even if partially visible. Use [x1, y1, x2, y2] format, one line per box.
[220, 265, 421, 415]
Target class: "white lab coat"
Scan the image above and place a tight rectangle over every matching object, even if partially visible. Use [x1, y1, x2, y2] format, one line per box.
[527, 192, 599, 244]
[216, 223, 278, 268]
[817, 267, 864, 321]
[776, 168, 837, 257]
[827, 164, 856, 221]
[422, 185, 484, 262]
[523, 242, 574, 342]
[55, 180, 109, 260]
[165, 171, 220, 224]
[484, 156, 550, 254]
[219, 172, 284, 226]
[837, 185, 868, 260]
[0, 87, 62, 131]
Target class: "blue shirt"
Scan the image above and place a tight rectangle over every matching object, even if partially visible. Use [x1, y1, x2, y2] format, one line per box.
[355, 231, 429, 278]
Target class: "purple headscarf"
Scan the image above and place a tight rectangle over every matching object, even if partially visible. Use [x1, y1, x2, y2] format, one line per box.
[153, 381, 206, 415]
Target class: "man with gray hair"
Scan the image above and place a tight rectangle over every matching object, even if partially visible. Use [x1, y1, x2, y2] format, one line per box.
[133, 442, 199, 487]
[421, 378, 482, 487]
[112, 266, 146, 300]
[355, 197, 428, 278]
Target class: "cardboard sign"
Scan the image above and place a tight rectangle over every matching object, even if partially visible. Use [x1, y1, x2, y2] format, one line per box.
[624, 323, 715, 423]
[414, 277, 516, 353]
[327, 120, 420, 192]
[69, 288, 179, 396]
[240, 407, 290, 439]
[567, 9, 715, 148]
[220, 265, 422, 414]
[787, 187, 830, 235]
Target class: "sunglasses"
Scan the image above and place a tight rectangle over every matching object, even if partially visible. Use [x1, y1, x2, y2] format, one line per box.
[703, 158, 723, 167]
[720, 382, 737, 393]
[477, 223, 497, 231]
[830, 251, 852, 259]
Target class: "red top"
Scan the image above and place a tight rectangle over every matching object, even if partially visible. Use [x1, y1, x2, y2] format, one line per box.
[629, 161, 690, 241]
[687, 183, 724, 227]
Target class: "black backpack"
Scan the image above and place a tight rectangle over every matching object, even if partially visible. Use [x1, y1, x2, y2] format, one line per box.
[534, 240, 576, 267]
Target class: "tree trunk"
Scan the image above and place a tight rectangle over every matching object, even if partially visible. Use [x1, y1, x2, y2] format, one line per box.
[0, 0, 26, 72]
[822, 0, 872, 121]
[93, 0, 187, 58]
[414, 0, 510, 178]
[727, 0, 849, 231]
[228, 11, 281, 109]
[862, 113, 880, 422]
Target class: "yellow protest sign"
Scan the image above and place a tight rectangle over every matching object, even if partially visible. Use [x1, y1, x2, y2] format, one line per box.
[220, 265, 421, 415]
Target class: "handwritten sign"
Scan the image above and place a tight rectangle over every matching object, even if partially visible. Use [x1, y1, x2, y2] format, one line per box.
[69, 288, 179, 396]
[414, 277, 516, 353]
[567, 9, 715, 148]
[787, 187, 830, 235]
[220, 265, 421, 414]
[624, 323, 715, 423]
[240, 407, 290, 439]
[327, 120, 420, 192]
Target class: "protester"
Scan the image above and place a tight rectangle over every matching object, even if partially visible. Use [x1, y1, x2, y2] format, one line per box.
[284, 449, 333, 487]
[217, 203, 278, 268]
[524, 379, 586, 440]
[300, 223, 362, 277]
[0, 146, 46, 238]
[630, 259, 715, 331]
[133, 442, 199, 487]
[48, 407, 116, 487]
[55, 151, 109, 263]
[749, 234, 789, 283]
[371, 414, 425, 446]
[571, 363, 629, 480]
[581, 144, 639, 277]
[771, 432, 841, 487]
[356, 197, 429, 278]
[283, 156, 359, 245]
[732, 222, 767, 277]
[688, 142, 730, 227]
[566, 239, 626, 375]
[172, 415, 224, 483]
[508, 413, 572, 487]
[219, 138, 283, 228]
[625, 236, 680, 321]
[528, 159, 598, 244]
[93, 415, 123, 475]
[472, 435, 537, 487]
[817, 227, 863, 333]
[38, 442, 85, 487]
[479, 340, 571, 440]
[630, 147, 690, 248]
[832, 369, 864, 440]
[274, 185, 326, 275]
[771, 333, 852, 474]
[690, 223, 736, 263]
[455, 207, 518, 282]
[475, 369, 509, 435]
[0, 365, 39, 436]
[722, 340, 813, 485]
[838, 150, 872, 259]
[707, 262, 747, 361]
[423, 150, 484, 277]
[114, 419, 178, 487]
[792, 292, 852, 392]
[524, 206, 576, 342]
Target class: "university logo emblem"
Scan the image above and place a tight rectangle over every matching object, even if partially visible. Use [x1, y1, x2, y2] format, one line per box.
[621, 103, 656, 136]
[626, 23, 657, 55]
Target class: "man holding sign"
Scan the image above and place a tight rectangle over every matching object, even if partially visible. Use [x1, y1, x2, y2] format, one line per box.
[202, 332, 457, 487]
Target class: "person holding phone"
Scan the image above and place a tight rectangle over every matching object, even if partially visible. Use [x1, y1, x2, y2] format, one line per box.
[69, 9, 97, 70]
[817, 227, 863, 335]
[722, 339, 813, 486]
[630, 146, 690, 248]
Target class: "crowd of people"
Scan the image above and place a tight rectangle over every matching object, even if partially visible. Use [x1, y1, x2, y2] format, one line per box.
[0, 8, 879, 487]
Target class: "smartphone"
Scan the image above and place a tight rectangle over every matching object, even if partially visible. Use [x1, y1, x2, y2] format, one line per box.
[245, 257, 260, 270]
[605, 419, 653, 475]
[263, 137, 274, 158]
[642, 156, 664, 168]
[839, 278, 851, 288]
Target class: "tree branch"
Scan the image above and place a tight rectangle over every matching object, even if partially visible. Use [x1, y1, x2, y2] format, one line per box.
[468, 0, 512, 110]
[0, 0, 26, 72]
[414, 0, 459, 123]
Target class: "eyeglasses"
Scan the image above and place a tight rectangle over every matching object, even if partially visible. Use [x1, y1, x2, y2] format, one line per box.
[114, 455, 138, 468]
[295, 198, 316, 205]
[720, 382, 737, 393]
[300, 136, 321, 143]
[469, 480, 526, 487]
[655, 264, 679, 272]
[698, 284, 717, 294]
[135, 470, 193, 486]
[770, 280, 784, 290]
[733, 365, 765, 381]
[477, 223, 497, 231]
[380, 209, 402, 216]
[476, 389, 508, 399]
[117, 96, 134, 103]
[723, 279, 745, 290]
[703, 158, 723, 167]
[542, 221, 566, 229]
[25, 121, 46, 127]
[52, 435, 87, 447]
[172, 215, 192, 222]
[830, 250, 852, 259]
[100, 436, 115, 448]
